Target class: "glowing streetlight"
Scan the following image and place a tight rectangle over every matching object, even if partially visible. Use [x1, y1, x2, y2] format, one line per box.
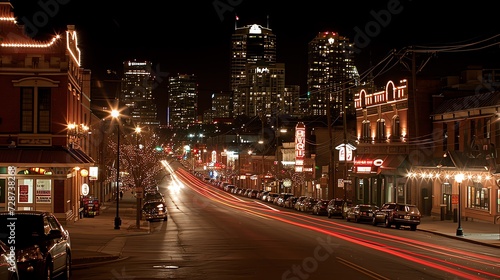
[111, 109, 121, 230]
[454, 173, 464, 236]
[135, 126, 141, 148]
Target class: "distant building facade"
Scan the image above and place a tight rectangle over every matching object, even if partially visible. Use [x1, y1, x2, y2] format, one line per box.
[231, 24, 276, 117]
[307, 32, 359, 117]
[122, 60, 160, 127]
[168, 74, 198, 128]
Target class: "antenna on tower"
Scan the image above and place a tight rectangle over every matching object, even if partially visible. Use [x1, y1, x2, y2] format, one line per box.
[267, 14, 269, 28]
[235, 13, 239, 30]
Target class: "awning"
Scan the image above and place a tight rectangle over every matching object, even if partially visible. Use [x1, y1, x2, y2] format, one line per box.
[0, 147, 94, 167]
[352, 154, 407, 177]
[379, 154, 408, 175]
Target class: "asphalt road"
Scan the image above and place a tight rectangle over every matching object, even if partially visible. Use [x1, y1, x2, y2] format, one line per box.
[71, 162, 500, 280]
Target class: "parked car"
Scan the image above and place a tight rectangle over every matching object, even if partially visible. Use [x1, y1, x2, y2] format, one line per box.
[311, 199, 330, 215]
[283, 196, 298, 209]
[266, 193, 279, 203]
[275, 193, 294, 207]
[0, 240, 18, 280]
[248, 189, 259, 198]
[224, 184, 236, 192]
[327, 199, 353, 219]
[144, 184, 159, 192]
[142, 201, 168, 222]
[293, 196, 308, 211]
[300, 197, 318, 213]
[144, 191, 165, 203]
[346, 204, 379, 223]
[0, 211, 71, 280]
[256, 190, 269, 200]
[373, 203, 421, 230]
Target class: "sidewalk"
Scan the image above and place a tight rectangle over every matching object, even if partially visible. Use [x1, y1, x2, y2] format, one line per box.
[66, 192, 500, 268]
[418, 215, 500, 248]
[65, 190, 151, 268]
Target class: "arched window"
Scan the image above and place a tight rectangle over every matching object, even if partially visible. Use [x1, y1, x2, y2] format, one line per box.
[376, 119, 386, 142]
[362, 120, 371, 142]
[391, 115, 400, 141]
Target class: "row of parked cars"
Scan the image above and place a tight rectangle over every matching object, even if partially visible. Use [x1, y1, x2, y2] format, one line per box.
[329, 201, 421, 231]
[141, 185, 168, 222]
[209, 179, 421, 231]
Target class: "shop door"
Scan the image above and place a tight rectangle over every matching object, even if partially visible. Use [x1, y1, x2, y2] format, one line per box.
[442, 183, 452, 220]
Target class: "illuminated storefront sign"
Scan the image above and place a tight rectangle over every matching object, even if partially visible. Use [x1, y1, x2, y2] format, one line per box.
[335, 143, 356, 161]
[295, 122, 306, 172]
[89, 166, 98, 181]
[353, 157, 384, 174]
[211, 150, 217, 163]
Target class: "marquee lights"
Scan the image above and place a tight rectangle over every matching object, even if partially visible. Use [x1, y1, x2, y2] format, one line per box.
[407, 171, 491, 182]
[0, 17, 15, 22]
[66, 30, 81, 66]
[1, 35, 60, 48]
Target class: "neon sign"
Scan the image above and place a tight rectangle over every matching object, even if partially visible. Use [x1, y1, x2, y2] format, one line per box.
[295, 122, 306, 172]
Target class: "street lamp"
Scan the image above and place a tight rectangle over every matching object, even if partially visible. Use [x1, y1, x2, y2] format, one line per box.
[111, 109, 121, 230]
[135, 126, 141, 148]
[455, 173, 464, 236]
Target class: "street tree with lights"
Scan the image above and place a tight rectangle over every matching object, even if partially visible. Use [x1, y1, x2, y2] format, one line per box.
[105, 127, 166, 228]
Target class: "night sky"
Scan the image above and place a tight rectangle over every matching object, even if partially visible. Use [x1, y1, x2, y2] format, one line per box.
[9, 0, 500, 124]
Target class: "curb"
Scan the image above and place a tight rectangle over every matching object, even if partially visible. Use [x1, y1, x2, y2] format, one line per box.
[418, 229, 500, 249]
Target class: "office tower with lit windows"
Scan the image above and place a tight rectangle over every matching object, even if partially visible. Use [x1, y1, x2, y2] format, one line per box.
[168, 74, 198, 128]
[202, 91, 233, 124]
[236, 62, 286, 117]
[231, 23, 276, 117]
[307, 32, 359, 117]
[211, 91, 233, 119]
[122, 60, 160, 126]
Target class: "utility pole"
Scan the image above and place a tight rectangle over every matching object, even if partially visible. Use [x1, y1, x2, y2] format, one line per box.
[326, 93, 335, 199]
[275, 113, 280, 193]
[342, 85, 348, 202]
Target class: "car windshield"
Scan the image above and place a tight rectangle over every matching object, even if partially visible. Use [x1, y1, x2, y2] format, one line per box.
[0, 214, 44, 247]
[145, 192, 163, 201]
[359, 206, 375, 211]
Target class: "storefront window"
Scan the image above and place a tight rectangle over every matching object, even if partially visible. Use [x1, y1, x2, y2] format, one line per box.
[35, 179, 52, 203]
[466, 185, 489, 211]
[17, 179, 34, 203]
[497, 189, 500, 213]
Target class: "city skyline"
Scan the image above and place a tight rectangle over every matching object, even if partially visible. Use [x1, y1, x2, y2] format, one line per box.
[9, 0, 500, 120]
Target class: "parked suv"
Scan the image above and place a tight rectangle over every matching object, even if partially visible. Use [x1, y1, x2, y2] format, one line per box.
[0, 211, 72, 280]
[327, 199, 352, 219]
[373, 203, 421, 231]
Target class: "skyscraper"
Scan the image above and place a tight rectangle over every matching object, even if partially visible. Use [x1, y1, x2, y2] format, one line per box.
[307, 32, 359, 117]
[168, 74, 198, 128]
[231, 23, 276, 117]
[238, 62, 286, 117]
[122, 60, 159, 126]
